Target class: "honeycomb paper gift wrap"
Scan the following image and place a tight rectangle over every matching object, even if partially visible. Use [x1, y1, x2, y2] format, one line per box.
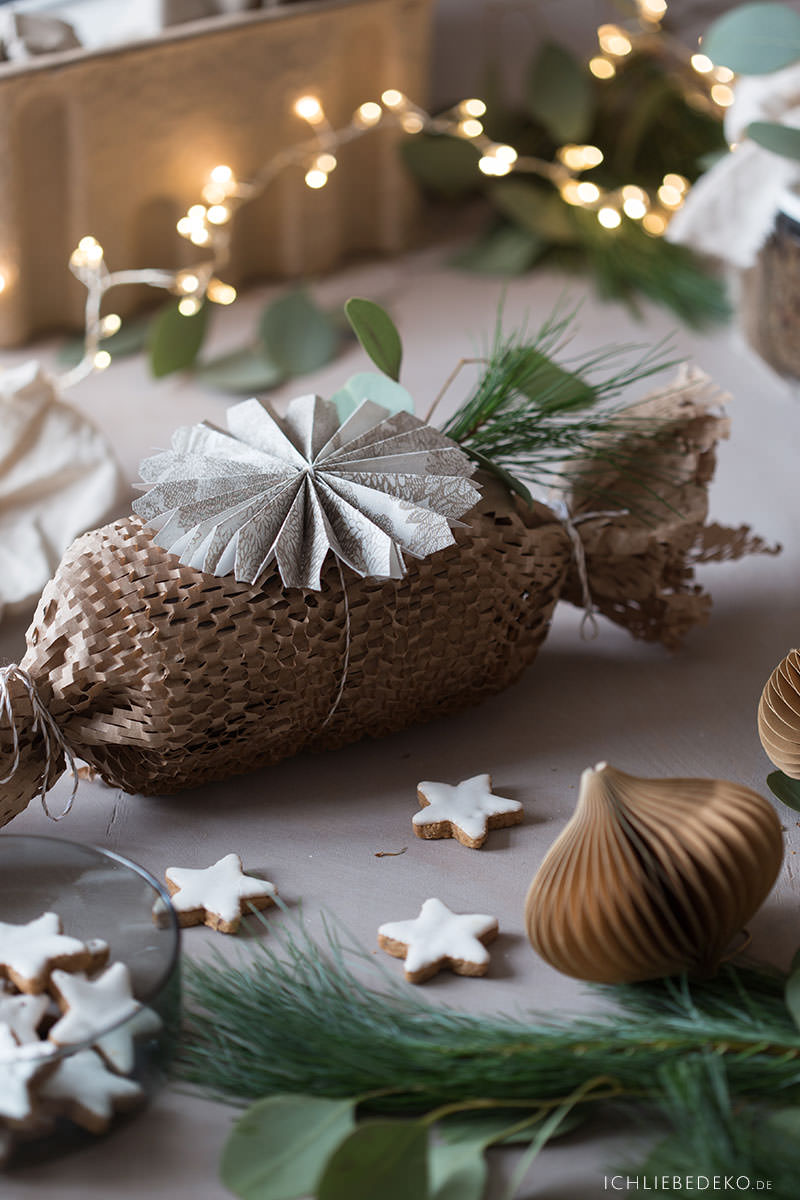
[0, 379, 763, 826]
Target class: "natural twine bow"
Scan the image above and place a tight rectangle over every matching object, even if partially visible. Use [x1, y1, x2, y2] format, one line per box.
[549, 498, 624, 641]
[0, 664, 77, 821]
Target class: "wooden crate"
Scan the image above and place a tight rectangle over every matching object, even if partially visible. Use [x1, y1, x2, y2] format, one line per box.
[0, 0, 434, 346]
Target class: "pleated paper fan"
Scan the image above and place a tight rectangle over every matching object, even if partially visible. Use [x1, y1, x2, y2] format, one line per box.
[133, 394, 481, 590]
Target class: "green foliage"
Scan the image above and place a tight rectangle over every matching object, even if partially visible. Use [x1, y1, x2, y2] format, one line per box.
[260, 290, 340, 376]
[450, 224, 545, 275]
[344, 298, 403, 381]
[401, 39, 728, 325]
[748, 120, 800, 161]
[194, 347, 287, 395]
[329, 372, 413, 421]
[399, 134, 482, 197]
[767, 770, 800, 812]
[526, 42, 593, 143]
[317, 1121, 429, 1200]
[148, 299, 210, 378]
[221, 1095, 357, 1200]
[181, 924, 800, 1199]
[703, 2, 800, 75]
[441, 309, 675, 496]
[785, 951, 800, 1033]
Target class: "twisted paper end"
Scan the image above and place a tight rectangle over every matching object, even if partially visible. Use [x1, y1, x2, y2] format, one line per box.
[0, 665, 76, 827]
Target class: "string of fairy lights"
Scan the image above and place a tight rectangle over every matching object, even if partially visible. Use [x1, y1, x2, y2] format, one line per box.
[47, 0, 736, 385]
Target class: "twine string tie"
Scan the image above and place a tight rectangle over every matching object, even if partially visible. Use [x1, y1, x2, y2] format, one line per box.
[0, 664, 78, 821]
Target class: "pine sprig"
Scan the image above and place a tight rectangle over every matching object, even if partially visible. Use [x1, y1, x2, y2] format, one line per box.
[177, 925, 800, 1114]
[441, 309, 682, 503]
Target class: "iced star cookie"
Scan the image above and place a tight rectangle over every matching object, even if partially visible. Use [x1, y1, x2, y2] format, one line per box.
[0, 995, 49, 1044]
[49, 963, 162, 1075]
[164, 853, 278, 933]
[0, 1025, 56, 1125]
[413, 774, 523, 849]
[0, 913, 91, 993]
[378, 897, 499, 983]
[39, 1049, 143, 1134]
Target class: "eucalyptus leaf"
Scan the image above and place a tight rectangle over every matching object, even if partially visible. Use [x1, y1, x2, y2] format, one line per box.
[491, 180, 578, 244]
[429, 1139, 487, 1200]
[748, 120, 800, 161]
[767, 770, 800, 812]
[785, 949, 800, 1033]
[220, 1093, 357, 1200]
[330, 371, 414, 421]
[149, 300, 209, 378]
[527, 41, 593, 142]
[194, 347, 287, 395]
[703, 2, 800, 75]
[317, 1120, 429, 1200]
[344, 298, 403, 382]
[400, 133, 481, 197]
[452, 224, 545, 275]
[58, 313, 153, 366]
[259, 290, 339, 376]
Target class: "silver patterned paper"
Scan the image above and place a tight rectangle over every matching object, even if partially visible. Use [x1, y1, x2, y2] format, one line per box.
[133, 395, 481, 590]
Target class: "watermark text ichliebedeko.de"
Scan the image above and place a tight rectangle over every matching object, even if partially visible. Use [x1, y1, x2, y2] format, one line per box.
[604, 1178, 772, 1191]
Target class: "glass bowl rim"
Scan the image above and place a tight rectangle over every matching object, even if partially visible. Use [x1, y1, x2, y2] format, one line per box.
[0, 834, 180, 1061]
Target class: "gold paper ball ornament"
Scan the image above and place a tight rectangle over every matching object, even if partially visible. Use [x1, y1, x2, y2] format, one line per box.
[524, 762, 783, 984]
[758, 648, 800, 778]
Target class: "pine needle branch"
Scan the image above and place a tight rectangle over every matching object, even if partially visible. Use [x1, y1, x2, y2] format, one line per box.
[176, 924, 800, 1115]
[440, 308, 683, 503]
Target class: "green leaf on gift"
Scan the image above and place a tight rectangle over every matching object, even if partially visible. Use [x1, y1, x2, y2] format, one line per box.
[317, 1119, 429, 1200]
[747, 120, 800, 161]
[491, 180, 578, 244]
[220, 1093, 357, 1200]
[400, 133, 482, 197]
[149, 299, 210, 378]
[703, 2, 800, 75]
[330, 371, 414, 421]
[259, 289, 340, 377]
[194, 347, 287, 395]
[767, 770, 800, 811]
[451, 224, 546, 275]
[57, 313, 154, 366]
[344, 298, 403, 382]
[526, 41, 593, 142]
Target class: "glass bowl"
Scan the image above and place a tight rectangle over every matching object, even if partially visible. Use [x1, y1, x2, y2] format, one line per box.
[0, 835, 180, 1167]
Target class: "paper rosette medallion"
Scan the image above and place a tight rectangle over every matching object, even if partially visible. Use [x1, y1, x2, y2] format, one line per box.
[132, 395, 481, 590]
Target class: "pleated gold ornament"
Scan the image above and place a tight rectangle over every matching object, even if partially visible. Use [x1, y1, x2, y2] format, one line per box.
[758, 649, 800, 779]
[525, 762, 783, 984]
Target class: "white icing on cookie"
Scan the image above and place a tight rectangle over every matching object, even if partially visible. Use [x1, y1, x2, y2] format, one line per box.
[165, 854, 277, 929]
[39, 1048, 143, 1130]
[378, 898, 498, 978]
[48, 963, 162, 1075]
[0, 913, 88, 991]
[414, 775, 522, 846]
[0, 995, 49, 1044]
[0, 1025, 55, 1120]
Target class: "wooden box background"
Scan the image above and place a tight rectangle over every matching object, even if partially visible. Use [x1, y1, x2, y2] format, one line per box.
[0, 0, 434, 346]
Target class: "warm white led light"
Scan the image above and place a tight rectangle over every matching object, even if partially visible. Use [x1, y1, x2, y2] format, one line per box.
[207, 205, 231, 225]
[93, 350, 111, 369]
[304, 168, 328, 189]
[381, 89, 404, 109]
[178, 296, 201, 316]
[356, 102, 382, 126]
[100, 313, 121, 335]
[294, 95, 324, 123]
[589, 56, 615, 79]
[462, 98, 486, 118]
[691, 53, 714, 74]
[597, 206, 621, 228]
[576, 181, 600, 203]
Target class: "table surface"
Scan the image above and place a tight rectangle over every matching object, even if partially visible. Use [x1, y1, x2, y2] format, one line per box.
[1, 245, 798, 1198]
